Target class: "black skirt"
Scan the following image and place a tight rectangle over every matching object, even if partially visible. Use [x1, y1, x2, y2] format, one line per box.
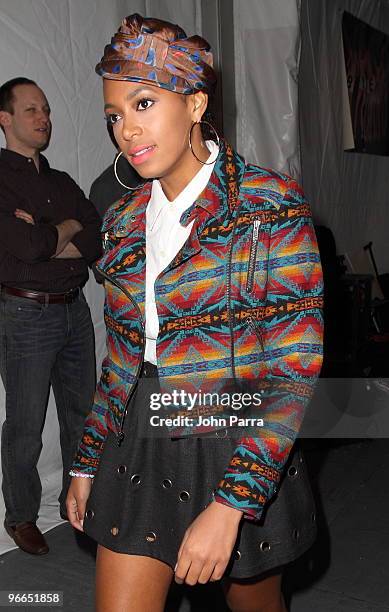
[84, 363, 317, 580]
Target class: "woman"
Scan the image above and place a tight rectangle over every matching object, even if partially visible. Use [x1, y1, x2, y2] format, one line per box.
[67, 14, 323, 612]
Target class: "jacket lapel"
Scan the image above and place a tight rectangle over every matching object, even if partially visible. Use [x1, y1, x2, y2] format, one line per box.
[163, 141, 246, 274]
[97, 182, 151, 274]
[95, 183, 151, 319]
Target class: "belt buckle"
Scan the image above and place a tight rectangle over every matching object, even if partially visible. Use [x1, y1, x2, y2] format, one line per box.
[64, 290, 73, 303]
[65, 287, 79, 303]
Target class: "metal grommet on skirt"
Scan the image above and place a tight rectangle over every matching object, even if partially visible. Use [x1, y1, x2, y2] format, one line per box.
[215, 429, 228, 438]
[288, 465, 298, 478]
[179, 490, 190, 502]
[146, 532, 157, 543]
[131, 473, 141, 485]
[85, 509, 94, 520]
[111, 526, 119, 536]
[117, 465, 127, 475]
[259, 541, 271, 552]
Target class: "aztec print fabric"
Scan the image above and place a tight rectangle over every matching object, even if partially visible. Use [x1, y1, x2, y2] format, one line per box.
[72, 141, 323, 520]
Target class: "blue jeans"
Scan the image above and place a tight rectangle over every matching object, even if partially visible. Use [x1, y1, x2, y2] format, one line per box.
[0, 291, 96, 525]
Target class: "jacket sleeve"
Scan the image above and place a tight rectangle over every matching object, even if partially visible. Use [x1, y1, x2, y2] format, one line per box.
[70, 265, 113, 476]
[213, 177, 324, 520]
[70, 205, 132, 476]
[70, 353, 110, 477]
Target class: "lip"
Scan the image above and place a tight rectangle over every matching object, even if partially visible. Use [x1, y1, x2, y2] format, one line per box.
[127, 144, 156, 166]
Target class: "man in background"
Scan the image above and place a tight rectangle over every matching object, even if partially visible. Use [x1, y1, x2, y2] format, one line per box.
[0, 77, 101, 555]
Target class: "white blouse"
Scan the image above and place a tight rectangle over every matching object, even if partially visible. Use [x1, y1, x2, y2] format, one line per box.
[144, 140, 219, 364]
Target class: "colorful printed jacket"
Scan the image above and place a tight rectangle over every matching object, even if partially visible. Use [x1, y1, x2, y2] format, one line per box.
[72, 142, 323, 520]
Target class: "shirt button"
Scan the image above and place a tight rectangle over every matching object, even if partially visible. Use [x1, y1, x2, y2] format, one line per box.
[70, 266, 75, 271]
[47, 199, 51, 204]
[27, 158, 32, 163]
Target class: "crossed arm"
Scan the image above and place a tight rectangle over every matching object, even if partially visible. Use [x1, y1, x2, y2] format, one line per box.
[14, 207, 83, 258]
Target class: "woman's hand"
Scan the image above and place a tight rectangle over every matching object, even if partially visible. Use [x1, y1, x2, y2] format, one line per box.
[66, 476, 93, 532]
[175, 501, 243, 585]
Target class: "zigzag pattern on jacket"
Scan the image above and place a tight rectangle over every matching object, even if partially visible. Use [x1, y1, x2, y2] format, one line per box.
[72, 141, 323, 520]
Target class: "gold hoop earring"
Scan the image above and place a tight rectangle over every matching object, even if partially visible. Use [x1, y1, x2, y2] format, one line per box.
[114, 151, 143, 190]
[189, 121, 220, 166]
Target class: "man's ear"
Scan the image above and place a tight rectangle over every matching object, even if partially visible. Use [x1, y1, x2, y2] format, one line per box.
[0, 111, 11, 130]
[191, 91, 208, 123]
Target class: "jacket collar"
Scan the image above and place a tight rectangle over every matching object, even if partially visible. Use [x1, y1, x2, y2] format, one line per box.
[101, 140, 246, 235]
[187, 139, 246, 223]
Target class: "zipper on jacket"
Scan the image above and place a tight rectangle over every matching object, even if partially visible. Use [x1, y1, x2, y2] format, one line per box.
[226, 200, 244, 380]
[95, 264, 145, 446]
[246, 316, 265, 352]
[246, 219, 261, 293]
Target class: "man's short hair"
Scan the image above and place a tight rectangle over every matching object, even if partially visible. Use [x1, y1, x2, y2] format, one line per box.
[0, 77, 37, 133]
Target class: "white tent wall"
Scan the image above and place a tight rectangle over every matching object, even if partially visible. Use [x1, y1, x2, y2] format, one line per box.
[300, 0, 389, 275]
[0, 0, 300, 555]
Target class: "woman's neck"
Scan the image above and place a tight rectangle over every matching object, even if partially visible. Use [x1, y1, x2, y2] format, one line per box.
[159, 160, 202, 201]
[159, 137, 211, 202]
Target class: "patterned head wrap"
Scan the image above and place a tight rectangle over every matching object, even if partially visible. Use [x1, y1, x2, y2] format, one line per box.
[96, 14, 217, 95]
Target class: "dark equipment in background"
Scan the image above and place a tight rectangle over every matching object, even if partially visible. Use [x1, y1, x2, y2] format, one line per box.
[315, 227, 389, 377]
[363, 241, 389, 301]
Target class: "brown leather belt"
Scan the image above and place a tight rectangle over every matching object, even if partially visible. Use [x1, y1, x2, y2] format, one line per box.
[0, 285, 81, 304]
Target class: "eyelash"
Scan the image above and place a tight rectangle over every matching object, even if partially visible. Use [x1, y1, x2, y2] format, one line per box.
[104, 98, 154, 125]
[137, 98, 154, 111]
[105, 113, 121, 126]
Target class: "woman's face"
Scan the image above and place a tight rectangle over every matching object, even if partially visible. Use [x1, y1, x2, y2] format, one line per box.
[103, 79, 206, 182]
